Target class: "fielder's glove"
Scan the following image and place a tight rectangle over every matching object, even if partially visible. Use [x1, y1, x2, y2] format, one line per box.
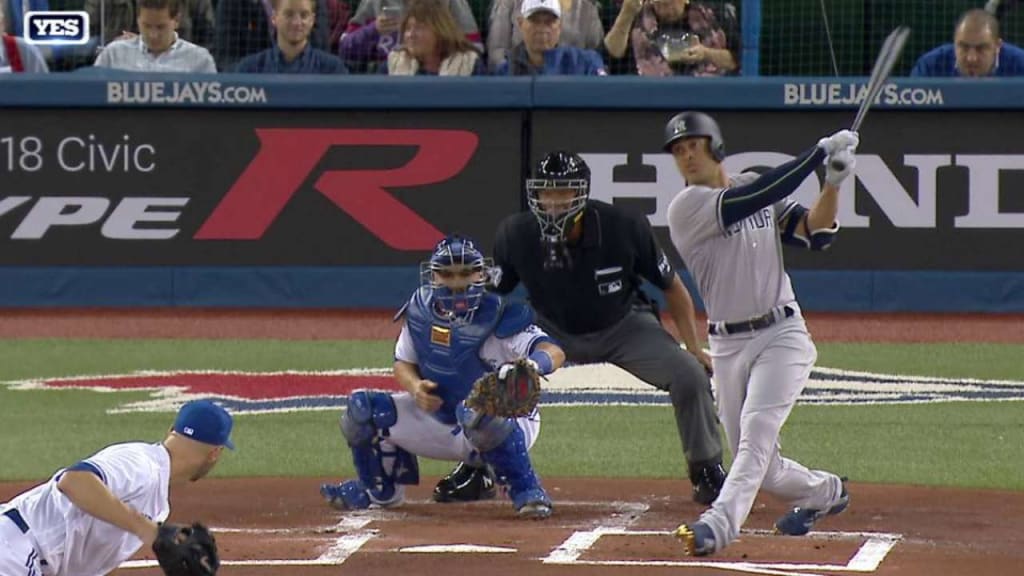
[817, 129, 860, 155]
[152, 522, 220, 576]
[465, 358, 543, 418]
[825, 148, 856, 186]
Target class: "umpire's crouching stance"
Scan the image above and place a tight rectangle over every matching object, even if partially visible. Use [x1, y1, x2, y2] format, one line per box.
[433, 151, 727, 506]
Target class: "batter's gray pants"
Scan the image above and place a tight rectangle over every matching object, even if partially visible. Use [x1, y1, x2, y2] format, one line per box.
[536, 308, 724, 466]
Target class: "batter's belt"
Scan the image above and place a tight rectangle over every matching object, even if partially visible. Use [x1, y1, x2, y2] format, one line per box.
[708, 305, 795, 336]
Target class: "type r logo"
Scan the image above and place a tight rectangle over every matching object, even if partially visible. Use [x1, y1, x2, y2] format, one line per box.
[195, 129, 479, 250]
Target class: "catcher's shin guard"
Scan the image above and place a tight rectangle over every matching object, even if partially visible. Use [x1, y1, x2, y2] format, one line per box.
[340, 391, 420, 499]
[478, 423, 552, 519]
[433, 462, 498, 503]
[321, 479, 406, 511]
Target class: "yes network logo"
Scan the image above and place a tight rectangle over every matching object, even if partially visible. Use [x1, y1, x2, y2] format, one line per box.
[25, 11, 90, 45]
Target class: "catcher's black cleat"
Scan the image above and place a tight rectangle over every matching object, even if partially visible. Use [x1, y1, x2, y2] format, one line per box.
[433, 462, 498, 503]
[690, 461, 727, 506]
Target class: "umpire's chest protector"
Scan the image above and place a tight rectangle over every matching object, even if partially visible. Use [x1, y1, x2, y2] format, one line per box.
[405, 290, 506, 423]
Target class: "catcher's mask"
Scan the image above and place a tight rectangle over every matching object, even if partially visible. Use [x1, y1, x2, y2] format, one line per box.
[526, 151, 591, 270]
[421, 235, 492, 325]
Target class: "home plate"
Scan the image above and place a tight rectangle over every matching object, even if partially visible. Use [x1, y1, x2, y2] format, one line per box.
[399, 544, 517, 554]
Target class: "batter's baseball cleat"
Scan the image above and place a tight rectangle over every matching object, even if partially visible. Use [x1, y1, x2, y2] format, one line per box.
[675, 521, 716, 556]
[513, 487, 553, 520]
[690, 461, 727, 506]
[774, 481, 850, 536]
[432, 462, 498, 503]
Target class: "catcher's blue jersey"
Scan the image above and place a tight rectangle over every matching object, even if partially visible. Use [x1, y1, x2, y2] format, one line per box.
[403, 288, 531, 424]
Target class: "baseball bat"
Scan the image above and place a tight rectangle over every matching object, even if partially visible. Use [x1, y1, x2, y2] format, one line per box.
[830, 25, 911, 172]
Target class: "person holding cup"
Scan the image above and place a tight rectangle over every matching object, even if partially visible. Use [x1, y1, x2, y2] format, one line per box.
[603, 0, 738, 76]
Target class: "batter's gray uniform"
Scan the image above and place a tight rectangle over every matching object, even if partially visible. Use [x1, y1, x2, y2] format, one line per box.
[667, 171, 846, 550]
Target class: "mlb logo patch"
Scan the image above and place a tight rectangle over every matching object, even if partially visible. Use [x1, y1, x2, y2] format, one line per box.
[430, 325, 451, 347]
[24, 11, 90, 45]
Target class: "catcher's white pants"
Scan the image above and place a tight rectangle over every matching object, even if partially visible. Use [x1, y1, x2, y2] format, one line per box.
[0, 513, 45, 576]
[384, 392, 541, 464]
[697, 315, 844, 551]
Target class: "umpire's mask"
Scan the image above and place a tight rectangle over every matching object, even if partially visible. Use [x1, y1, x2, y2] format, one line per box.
[526, 151, 591, 270]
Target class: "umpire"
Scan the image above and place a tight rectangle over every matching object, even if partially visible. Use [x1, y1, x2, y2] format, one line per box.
[494, 150, 726, 504]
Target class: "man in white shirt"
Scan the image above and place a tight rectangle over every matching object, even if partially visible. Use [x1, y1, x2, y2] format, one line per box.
[0, 1, 49, 73]
[95, 0, 217, 72]
[0, 399, 233, 576]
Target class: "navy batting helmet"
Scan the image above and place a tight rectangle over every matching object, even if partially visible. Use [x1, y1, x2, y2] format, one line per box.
[526, 151, 591, 241]
[663, 111, 726, 161]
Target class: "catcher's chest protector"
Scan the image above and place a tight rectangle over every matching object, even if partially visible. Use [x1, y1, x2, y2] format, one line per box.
[405, 289, 505, 418]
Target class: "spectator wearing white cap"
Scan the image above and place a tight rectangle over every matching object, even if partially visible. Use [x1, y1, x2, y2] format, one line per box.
[487, 0, 603, 72]
[495, 0, 606, 75]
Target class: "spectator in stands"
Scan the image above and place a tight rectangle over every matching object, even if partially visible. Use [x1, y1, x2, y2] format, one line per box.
[94, 0, 217, 72]
[385, 0, 483, 75]
[911, 8, 1024, 77]
[4, 0, 85, 69]
[214, 0, 331, 72]
[487, 0, 604, 72]
[496, 0, 607, 75]
[87, 0, 214, 50]
[342, 0, 480, 72]
[338, 2, 401, 73]
[604, 0, 738, 76]
[324, 0, 352, 55]
[1, 0, 49, 73]
[236, 0, 348, 72]
[85, 0, 137, 46]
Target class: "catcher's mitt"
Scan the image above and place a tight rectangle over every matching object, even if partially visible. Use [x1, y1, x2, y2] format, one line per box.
[465, 358, 543, 418]
[152, 522, 219, 576]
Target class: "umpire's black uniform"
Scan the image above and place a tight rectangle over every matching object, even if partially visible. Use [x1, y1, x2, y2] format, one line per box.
[493, 199, 725, 489]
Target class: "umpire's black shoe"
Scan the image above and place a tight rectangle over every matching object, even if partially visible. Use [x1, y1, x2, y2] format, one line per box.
[433, 462, 498, 503]
[689, 461, 727, 506]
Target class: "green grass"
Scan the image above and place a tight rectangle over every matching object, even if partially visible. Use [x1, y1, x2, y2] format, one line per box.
[1, 339, 1022, 489]
[817, 343, 1024, 380]
[0, 339, 396, 380]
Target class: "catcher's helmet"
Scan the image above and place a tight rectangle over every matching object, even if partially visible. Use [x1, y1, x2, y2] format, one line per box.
[526, 151, 591, 241]
[663, 111, 726, 161]
[421, 235, 491, 324]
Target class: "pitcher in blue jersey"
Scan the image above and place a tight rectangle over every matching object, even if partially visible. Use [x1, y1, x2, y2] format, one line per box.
[321, 235, 565, 519]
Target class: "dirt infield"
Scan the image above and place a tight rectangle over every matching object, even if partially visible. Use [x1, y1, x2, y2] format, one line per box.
[5, 477, 1022, 576]
[1, 309, 1022, 575]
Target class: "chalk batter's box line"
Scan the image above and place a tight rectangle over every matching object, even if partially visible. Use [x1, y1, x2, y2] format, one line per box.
[542, 526, 903, 574]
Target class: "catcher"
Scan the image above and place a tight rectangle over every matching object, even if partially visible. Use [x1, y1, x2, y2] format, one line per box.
[0, 399, 227, 575]
[322, 234, 565, 519]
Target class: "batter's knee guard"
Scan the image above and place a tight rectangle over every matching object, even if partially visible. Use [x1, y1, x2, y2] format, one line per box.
[458, 405, 551, 519]
[338, 390, 420, 504]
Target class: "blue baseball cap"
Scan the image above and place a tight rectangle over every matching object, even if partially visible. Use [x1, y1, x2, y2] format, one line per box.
[173, 400, 235, 450]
